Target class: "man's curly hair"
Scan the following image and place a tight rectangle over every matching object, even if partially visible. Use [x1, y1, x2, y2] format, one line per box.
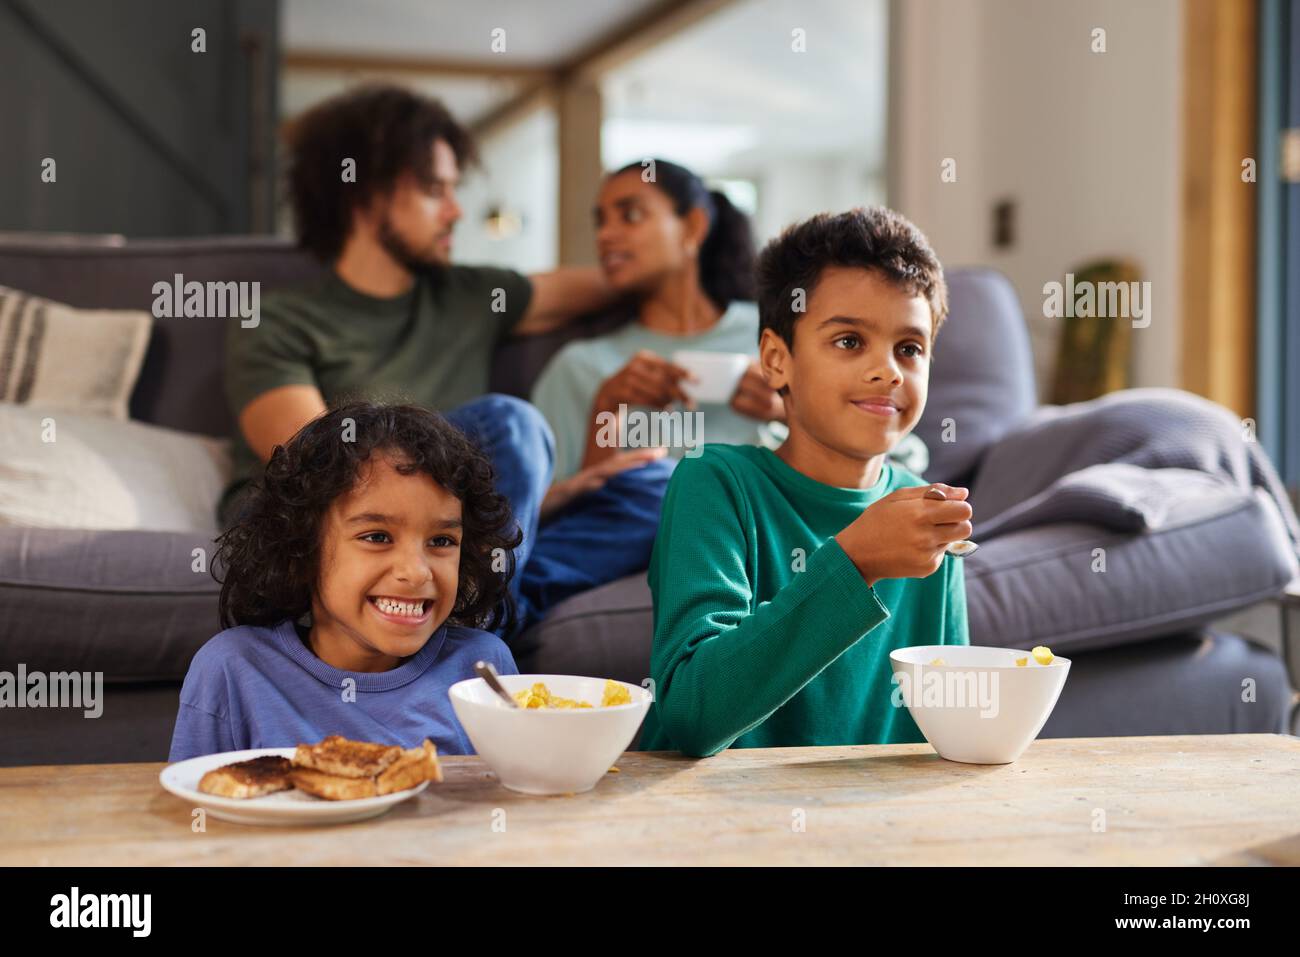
[756, 206, 949, 350]
[286, 83, 479, 262]
[214, 401, 521, 634]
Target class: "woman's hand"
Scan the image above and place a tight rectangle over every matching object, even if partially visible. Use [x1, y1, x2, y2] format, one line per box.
[729, 361, 785, 422]
[541, 447, 668, 521]
[594, 350, 697, 413]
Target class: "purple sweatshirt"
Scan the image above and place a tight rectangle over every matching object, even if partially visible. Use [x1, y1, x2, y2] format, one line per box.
[168, 618, 517, 761]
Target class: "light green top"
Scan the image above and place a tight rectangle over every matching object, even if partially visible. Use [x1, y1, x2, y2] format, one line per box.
[530, 301, 768, 481]
[639, 444, 969, 757]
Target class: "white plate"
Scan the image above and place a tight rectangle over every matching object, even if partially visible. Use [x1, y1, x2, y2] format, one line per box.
[160, 748, 429, 827]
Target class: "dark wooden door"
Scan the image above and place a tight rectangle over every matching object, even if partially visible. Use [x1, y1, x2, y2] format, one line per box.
[0, 0, 279, 237]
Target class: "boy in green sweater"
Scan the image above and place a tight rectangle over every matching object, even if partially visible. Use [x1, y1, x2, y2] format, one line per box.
[639, 207, 973, 756]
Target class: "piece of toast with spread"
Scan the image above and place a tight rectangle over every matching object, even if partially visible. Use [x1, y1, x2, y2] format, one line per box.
[288, 766, 380, 800]
[376, 740, 442, 795]
[198, 756, 294, 799]
[293, 735, 403, 778]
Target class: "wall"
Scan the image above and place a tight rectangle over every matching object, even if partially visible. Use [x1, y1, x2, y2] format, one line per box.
[453, 104, 559, 273]
[748, 154, 887, 243]
[891, 0, 1183, 395]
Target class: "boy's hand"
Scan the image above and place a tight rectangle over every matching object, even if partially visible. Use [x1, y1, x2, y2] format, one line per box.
[835, 484, 973, 587]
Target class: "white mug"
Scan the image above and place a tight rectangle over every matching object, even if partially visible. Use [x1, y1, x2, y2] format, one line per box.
[671, 350, 751, 404]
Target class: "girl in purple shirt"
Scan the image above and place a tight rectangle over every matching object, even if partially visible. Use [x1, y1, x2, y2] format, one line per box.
[169, 401, 521, 761]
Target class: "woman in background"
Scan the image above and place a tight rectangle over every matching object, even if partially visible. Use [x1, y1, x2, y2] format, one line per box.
[532, 158, 782, 509]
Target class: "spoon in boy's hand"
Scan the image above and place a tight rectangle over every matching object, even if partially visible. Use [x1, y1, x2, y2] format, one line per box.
[924, 486, 979, 556]
[475, 660, 519, 708]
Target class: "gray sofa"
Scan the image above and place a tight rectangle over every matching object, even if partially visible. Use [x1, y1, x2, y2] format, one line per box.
[1, 235, 1297, 766]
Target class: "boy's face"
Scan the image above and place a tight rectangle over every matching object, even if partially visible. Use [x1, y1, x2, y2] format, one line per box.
[761, 266, 932, 465]
[310, 453, 462, 672]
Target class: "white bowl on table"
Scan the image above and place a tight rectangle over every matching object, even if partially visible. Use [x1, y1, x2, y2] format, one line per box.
[671, 350, 750, 404]
[889, 645, 1070, 764]
[449, 674, 651, 795]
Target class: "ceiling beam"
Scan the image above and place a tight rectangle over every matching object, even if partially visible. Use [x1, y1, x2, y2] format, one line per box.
[285, 0, 740, 86]
[287, 1, 743, 138]
[562, 0, 738, 80]
[470, 0, 741, 133]
[470, 81, 556, 140]
[283, 50, 551, 82]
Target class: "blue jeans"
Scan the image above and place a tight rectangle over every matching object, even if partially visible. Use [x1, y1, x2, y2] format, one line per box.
[445, 394, 671, 640]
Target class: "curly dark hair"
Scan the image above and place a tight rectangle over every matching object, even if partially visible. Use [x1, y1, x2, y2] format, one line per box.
[611, 158, 756, 311]
[756, 206, 949, 349]
[213, 401, 522, 635]
[286, 84, 479, 262]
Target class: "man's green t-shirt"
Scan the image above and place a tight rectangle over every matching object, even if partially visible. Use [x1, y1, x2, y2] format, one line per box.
[639, 444, 969, 757]
[219, 266, 532, 525]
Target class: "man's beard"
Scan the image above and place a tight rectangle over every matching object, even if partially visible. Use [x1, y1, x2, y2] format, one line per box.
[377, 214, 450, 272]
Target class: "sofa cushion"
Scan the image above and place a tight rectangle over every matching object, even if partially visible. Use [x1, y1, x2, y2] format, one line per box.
[512, 573, 654, 688]
[0, 404, 231, 533]
[1040, 630, 1290, 737]
[974, 464, 1253, 539]
[0, 284, 151, 419]
[0, 527, 222, 679]
[963, 489, 1299, 655]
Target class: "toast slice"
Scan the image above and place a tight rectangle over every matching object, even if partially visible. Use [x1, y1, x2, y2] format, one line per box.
[376, 739, 442, 795]
[293, 735, 402, 778]
[288, 767, 379, 801]
[198, 756, 293, 799]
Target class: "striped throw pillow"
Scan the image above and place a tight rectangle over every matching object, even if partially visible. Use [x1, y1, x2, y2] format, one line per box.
[0, 285, 152, 420]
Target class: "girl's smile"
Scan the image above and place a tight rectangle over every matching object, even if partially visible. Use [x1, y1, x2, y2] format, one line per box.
[367, 594, 435, 627]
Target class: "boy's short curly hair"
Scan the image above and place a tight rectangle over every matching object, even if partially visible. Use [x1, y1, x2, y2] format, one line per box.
[287, 83, 479, 263]
[214, 401, 521, 634]
[756, 206, 949, 349]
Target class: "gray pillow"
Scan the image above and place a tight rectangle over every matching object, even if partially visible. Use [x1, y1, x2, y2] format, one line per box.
[974, 464, 1242, 539]
[911, 268, 1039, 485]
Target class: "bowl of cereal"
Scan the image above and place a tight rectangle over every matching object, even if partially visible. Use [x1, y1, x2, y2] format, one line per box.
[448, 674, 651, 795]
[889, 645, 1070, 764]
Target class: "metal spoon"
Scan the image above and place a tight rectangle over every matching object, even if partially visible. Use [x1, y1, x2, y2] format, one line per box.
[924, 486, 979, 556]
[475, 660, 519, 708]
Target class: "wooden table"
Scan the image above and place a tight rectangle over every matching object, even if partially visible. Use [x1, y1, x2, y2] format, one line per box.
[3, 734, 1299, 866]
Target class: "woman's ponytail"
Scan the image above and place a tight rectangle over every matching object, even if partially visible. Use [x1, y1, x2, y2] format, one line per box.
[698, 188, 756, 311]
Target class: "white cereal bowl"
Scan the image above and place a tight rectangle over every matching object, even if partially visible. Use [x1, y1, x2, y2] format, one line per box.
[889, 645, 1070, 765]
[448, 674, 651, 795]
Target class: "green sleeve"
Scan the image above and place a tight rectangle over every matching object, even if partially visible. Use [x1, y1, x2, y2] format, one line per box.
[648, 456, 892, 757]
[223, 296, 318, 419]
